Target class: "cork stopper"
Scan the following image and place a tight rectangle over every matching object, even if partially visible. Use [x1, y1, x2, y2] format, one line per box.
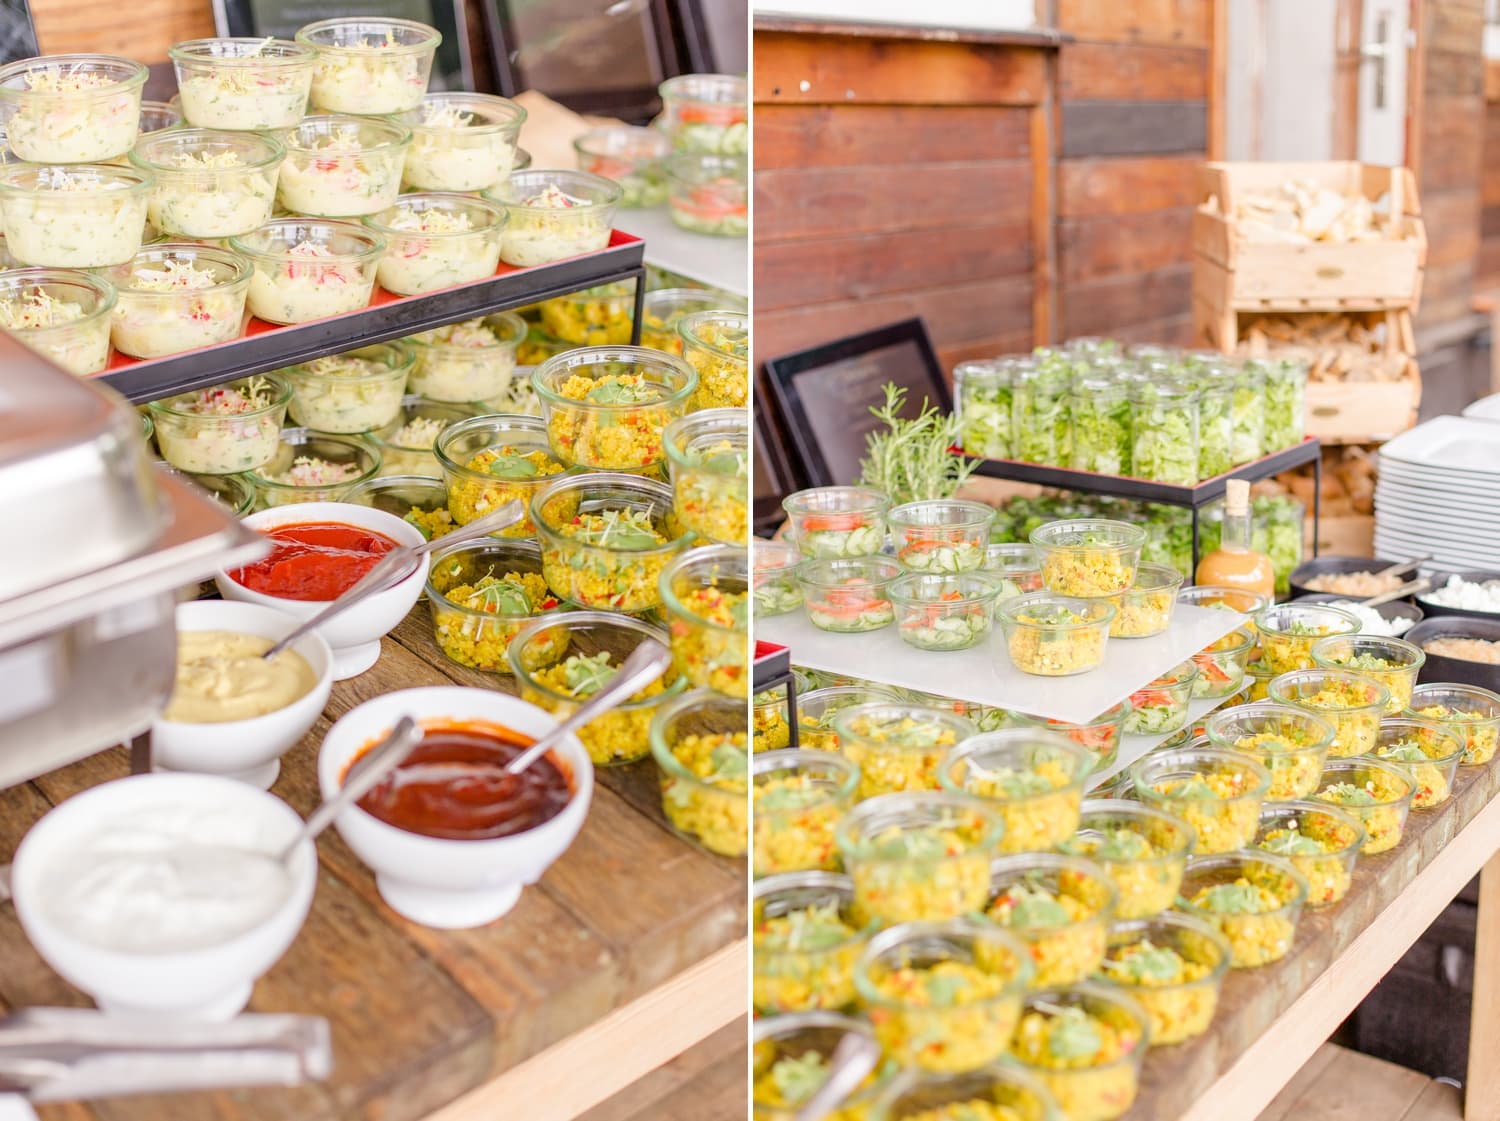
[1225, 478, 1250, 515]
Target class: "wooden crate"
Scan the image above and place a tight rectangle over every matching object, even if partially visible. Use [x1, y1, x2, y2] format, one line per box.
[1194, 161, 1426, 312]
[1195, 305, 1420, 443]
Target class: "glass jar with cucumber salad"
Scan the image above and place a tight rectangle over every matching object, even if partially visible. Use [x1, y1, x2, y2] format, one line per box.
[889, 572, 1001, 652]
[665, 153, 748, 237]
[574, 124, 671, 208]
[1124, 662, 1199, 735]
[783, 486, 890, 558]
[658, 73, 747, 155]
[886, 500, 994, 572]
[953, 358, 1017, 459]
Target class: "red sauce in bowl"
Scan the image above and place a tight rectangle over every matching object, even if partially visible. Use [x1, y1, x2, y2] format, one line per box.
[352, 719, 573, 841]
[230, 522, 398, 601]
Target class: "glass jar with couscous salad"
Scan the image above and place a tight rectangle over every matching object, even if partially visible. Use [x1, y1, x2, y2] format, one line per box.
[1368, 717, 1467, 810]
[1175, 851, 1307, 968]
[405, 312, 526, 403]
[1190, 624, 1257, 699]
[1253, 801, 1365, 908]
[753, 1011, 893, 1120]
[649, 688, 747, 857]
[1406, 683, 1500, 766]
[938, 732, 1092, 854]
[659, 544, 748, 698]
[1097, 912, 1230, 1046]
[1123, 661, 1199, 736]
[755, 689, 793, 753]
[1104, 563, 1183, 639]
[1010, 985, 1148, 1121]
[346, 474, 457, 542]
[1254, 603, 1361, 675]
[1131, 748, 1270, 855]
[754, 750, 860, 877]
[1312, 635, 1425, 716]
[754, 541, 804, 618]
[1204, 702, 1335, 801]
[533, 472, 691, 612]
[437, 414, 568, 536]
[998, 593, 1116, 677]
[1017, 704, 1130, 777]
[1311, 757, 1414, 855]
[512, 611, 686, 765]
[854, 919, 1034, 1073]
[1030, 520, 1146, 598]
[534, 345, 696, 474]
[640, 287, 746, 354]
[889, 573, 1001, 653]
[537, 281, 636, 346]
[834, 703, 977, 799]
[783, 486, 890, 559]
[663, 409, 748, 546]
[797, 686, 901, 752]
[425, 538, 561, 672]
[836, 792, 1002, 926]
[1061, 800, 1195, 921]
[1176, 584, 1270, 616]
[886, 500, 995, 573]
[367, 397, 476, 479]
[984, 855, 1118, 988]
[870, 1066, 1062, 1121]
[679, 308, 749, 410]
[753, 874, 873, 1015]
[1269, 668, 1389, 758]
[798, 556, 903, 634]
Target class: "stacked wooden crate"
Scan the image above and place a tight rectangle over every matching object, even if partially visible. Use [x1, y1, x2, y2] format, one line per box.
[1192, 161, 1427, 444]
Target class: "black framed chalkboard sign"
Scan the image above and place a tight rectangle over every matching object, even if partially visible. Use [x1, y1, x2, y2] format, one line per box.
[763, 318, 952, 490]
[213, 0, 474, 92]
[754, 396, 798, 537]
[0, 0, 37, 68]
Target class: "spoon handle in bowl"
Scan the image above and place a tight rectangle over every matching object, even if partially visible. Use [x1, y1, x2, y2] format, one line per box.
[280, 715, 424, 863]
[505, 640, 674, 776]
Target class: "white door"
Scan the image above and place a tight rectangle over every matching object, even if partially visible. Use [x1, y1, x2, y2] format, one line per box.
[1356, 0, 1410, 165]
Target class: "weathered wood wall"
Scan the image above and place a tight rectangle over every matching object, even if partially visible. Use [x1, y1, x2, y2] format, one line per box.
[1479, 61, 1500, 292]
[1053, 0, 1211, 346]
[1413, 0, 1485, 328]
[752, 29, 1047, 369]
[30, 0, 211, 63]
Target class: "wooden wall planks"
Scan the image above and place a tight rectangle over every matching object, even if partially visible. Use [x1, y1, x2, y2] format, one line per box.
[30, 0, 212, 63]
[1478, 64, 1500, 294]
[752, 27, 1046, 369]
[1060, 101, 1209, 158]
[1055, 0, 1212, 46]
[1058, 42, 1210, 100]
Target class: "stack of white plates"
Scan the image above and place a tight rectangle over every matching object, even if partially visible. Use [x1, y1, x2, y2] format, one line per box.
[1462, 393, 1500, 423]
[1375, 416, 1500, 569]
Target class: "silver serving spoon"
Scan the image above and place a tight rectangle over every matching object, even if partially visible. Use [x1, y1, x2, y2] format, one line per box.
[790, 1032, 882, 1121]
[277, 715, 424, 864]
[261, 500, 525, 661]
[1361, 577, 1431, 609]
[505, 640, 674, 776]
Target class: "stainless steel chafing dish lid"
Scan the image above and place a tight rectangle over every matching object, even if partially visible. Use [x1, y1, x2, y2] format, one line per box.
[0, 466, 267, 650]
[0, 338, 164, 601]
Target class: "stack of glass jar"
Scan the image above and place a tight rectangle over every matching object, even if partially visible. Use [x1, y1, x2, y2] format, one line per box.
[953, 339, 1309, 485]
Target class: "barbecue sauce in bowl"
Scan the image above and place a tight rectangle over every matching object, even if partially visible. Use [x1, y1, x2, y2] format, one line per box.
[351, 719, 573, 840]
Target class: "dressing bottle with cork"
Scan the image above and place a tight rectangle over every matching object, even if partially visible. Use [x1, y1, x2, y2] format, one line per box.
[1195, 479, 1274, 597]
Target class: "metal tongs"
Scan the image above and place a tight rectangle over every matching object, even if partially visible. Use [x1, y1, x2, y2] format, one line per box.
[1361, 577, 1431, 609]
[0, 1008, 330, 1102]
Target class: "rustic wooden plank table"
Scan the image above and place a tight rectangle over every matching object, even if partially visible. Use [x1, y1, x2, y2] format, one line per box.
[0, 607, 748, 1121]
[1123, 752, 1500, 1121]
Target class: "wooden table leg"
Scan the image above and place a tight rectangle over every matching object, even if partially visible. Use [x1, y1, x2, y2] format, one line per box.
[1467, 852, 1500, 1121]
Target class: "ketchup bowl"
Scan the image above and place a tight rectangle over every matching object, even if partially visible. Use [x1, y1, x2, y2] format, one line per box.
[151, 600, 336, 789]
[216, 500, 427, 679]
[11, 773, 317, 1021]
[318, 686, 594, 929]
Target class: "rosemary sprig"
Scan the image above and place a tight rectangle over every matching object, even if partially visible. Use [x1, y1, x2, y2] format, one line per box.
[857, 383, 976, 504]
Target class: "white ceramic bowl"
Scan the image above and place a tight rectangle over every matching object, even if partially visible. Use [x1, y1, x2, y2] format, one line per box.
[11, 773, 317, 1021]
[151, 600, 335, 789]
[318, 686, 594, 929]
[215, 500, 427, 679]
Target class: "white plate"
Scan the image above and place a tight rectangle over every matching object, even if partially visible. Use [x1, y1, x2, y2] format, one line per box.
[1462, 393, 1500, 423]
[1375, 496, 1500, 534]
[1377, 459, 1500, 489]
[1374, 533, 1495, 569]
[1378, 416, 1500, 474]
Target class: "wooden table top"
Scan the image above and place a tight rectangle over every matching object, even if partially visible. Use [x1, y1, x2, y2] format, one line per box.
[1124, 750, 1500, 1120]
[0, 607, 748, 1121]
